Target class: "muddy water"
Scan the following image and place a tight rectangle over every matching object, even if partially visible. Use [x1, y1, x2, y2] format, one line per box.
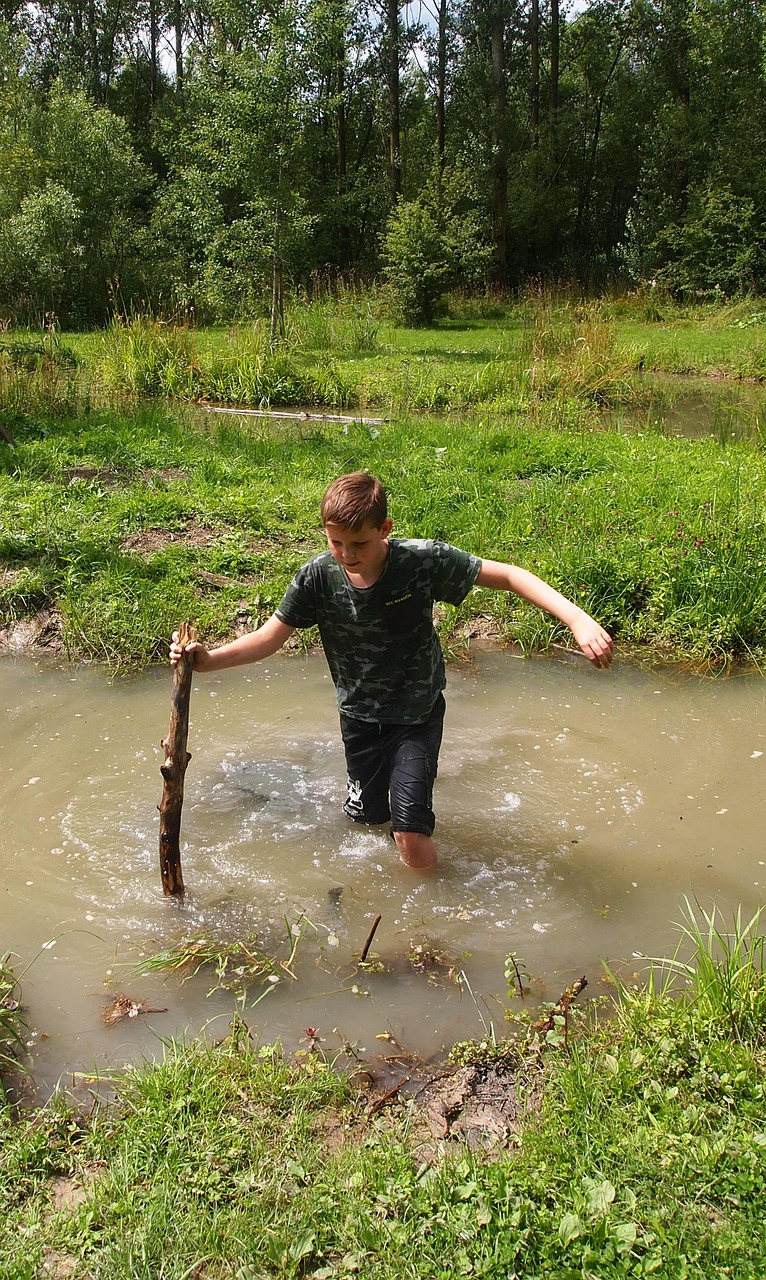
[605, 374, 766, 441]
[2, 650, 765, 1095]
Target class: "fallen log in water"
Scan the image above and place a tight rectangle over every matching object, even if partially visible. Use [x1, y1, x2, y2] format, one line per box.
[158, 622, 195, 896]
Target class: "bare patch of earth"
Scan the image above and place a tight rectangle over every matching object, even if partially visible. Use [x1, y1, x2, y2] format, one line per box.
[352, 1051, 545, 1163]
[0, 608, 64, 655]
[40, 1164, 106, 1277]
[120, 523, 315, 560]
[57, 466, 191, 487]
[121, 522, 221, 555]
[415, 1059, 544, 1155]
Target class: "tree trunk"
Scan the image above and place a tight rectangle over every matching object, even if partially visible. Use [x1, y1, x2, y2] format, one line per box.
[158, 622, 195, 897]
[336, 34, 350, 263]
[549, 0, 559, 167]
[149, 0, 159, 104]
[386, 0, 401, 199]
[490, 0, 508, 282]
[530, 0, 540, 158]
[174, 0, 184, 95]
[436, 0, 447, 170]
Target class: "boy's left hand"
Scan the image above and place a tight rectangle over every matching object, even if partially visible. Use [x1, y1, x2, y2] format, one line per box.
[571, 616, 615, 668]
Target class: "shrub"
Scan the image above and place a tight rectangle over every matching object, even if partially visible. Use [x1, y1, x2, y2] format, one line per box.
[381, 168, 493, 325]
[653, 186, 766, 298]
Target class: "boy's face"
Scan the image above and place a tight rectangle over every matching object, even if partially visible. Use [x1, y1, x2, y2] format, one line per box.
[324, 518, 392, 576]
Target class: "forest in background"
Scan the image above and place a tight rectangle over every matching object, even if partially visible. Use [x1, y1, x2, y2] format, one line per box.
[1, 0, 765, 327]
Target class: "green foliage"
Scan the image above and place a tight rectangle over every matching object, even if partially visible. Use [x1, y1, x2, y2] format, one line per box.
[0, 954, 25, 1095]
[645, 899, 766, 1043]
[654, 187, 766, 298]
[381, 170, 492, 326]
[0, 81, 151, 324]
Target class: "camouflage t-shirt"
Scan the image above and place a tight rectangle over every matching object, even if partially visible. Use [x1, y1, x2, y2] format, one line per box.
[275, 538, 482, 723]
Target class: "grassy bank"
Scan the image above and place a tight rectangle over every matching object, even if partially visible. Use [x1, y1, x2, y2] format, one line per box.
[0, 955, 24, 1100]
[0, 396, 764, 668]
[88, 299, 766, 410]
[6, 294, 766, 418]
[1, 294, 765, 669]
[2, 906, 766, 1279]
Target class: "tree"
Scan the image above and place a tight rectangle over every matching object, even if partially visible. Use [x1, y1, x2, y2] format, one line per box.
[382, 163, 492, 322]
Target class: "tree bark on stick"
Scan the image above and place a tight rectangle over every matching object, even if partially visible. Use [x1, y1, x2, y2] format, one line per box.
[159, 622, 196, 896]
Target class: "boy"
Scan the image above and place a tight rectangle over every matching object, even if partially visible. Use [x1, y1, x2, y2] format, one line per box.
[170, 471, 614, 871]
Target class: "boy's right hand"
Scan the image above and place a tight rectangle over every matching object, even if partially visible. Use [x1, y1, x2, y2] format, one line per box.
[169, 631, 209, 670]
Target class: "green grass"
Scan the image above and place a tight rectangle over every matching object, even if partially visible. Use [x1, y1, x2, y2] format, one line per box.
[2, 292, 766, 669]
[10, 294, 766, 422]
[0, 399, 765, 668]
[2, 908, 766, 1279]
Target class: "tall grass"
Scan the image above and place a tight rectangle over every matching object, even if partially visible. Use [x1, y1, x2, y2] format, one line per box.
[91, 297, 766, 415]
[100, 316, 354, 408]
[284, 298, 380, 355]
[99, 316, 203, 398]
[523, 303, 637, 406]
[640, 899, 766, 1043]
[0, 336, 82, 419]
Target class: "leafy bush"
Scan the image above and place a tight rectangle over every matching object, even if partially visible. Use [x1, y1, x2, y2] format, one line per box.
[381, 168, 493, 325]
[653, 186, 766, 298]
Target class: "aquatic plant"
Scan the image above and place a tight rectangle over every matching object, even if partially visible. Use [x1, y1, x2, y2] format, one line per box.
[136, 913, 313, 1003]
[0, 954, 25, 1096]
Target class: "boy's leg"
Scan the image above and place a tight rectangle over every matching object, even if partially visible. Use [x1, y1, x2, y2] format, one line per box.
[389, 694, 444, 871]
[339, 696, 445, 870]
[339, 716, 392, 826]
[393, 830, 437, 871]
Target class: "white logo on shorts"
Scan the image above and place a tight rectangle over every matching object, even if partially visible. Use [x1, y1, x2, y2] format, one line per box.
[346, 777, 364, 814]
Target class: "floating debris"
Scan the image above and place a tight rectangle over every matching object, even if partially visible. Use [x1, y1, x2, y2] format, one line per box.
[101, 995, 168, 1027]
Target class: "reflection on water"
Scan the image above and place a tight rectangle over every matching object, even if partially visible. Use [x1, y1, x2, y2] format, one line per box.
[1, 650, 765, 1094]
[605, 374, 766, 441]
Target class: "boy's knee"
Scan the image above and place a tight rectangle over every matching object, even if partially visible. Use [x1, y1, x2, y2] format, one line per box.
[392, 830, 437, 871]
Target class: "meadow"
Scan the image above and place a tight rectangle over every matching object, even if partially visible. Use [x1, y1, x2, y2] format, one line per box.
[1, 299, 765, 670]
[2, 297, 766, 1276]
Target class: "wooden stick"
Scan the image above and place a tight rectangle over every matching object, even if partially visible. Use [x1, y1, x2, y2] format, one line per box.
[367, 1075, 411, 1115]
[359, 914, 382, 963]
[202, 405, 384, 426]
[158, 623, 196, 896]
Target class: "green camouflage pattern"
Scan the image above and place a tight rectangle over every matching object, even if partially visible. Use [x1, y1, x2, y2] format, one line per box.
[276, 539, 481, 723]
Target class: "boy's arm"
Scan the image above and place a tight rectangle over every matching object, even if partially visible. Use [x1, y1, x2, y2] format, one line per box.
[169, 613, 295, 672]
[476, 560, 614, 668]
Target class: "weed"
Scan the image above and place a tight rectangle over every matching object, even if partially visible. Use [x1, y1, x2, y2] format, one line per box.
[642, 898, 766, 1043]
[0, 954, 26, 1096]
[136, 913, 313, 1004]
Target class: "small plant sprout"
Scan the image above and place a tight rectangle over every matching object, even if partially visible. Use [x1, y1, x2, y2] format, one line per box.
[504, 951, 530, 1000]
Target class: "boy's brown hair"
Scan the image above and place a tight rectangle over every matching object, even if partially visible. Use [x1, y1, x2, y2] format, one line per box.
[321, 472, 388, 530]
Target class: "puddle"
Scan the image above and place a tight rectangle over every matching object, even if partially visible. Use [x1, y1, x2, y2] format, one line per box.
[2, 649, 765, 1096]
[604, 374, 766, 441]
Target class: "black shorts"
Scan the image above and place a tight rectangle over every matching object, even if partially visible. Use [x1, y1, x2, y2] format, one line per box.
[339, 694, 445, 837]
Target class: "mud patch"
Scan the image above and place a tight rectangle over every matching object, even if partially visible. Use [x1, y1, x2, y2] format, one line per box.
[121, 522, 221, 555]
[40, 1248, 85, 1279]
[416, 1058, 543, 1154]
[0, 608, 63, 655]
[60, 466, 118, 486]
